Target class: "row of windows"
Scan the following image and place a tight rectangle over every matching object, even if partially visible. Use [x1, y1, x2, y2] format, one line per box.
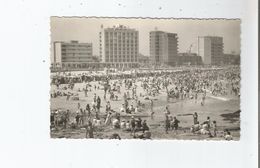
[105, 35, 138, 37]
[62, 48, 92, 50]
[62, 60, 94, 62]
[105, 48, 137, 52]
[105, 41, 138, 43]
[105, 39, 138, 42]
[61, 50, 92, 53]
[61, 56, 92, 59]
[105, 56, 137, 59]
[211, 44, 223, 47]
[105, 52, 138, 54]
[104, 55, 137, 58]
[105, 32, 137, 36]
[62, 51, 92, 54]
[105, 40, 138, 44]
[61, 44, 92, 48]
[105, 55, 138, 58]
[105, 60, 137, 62]
[105, 41, 138, 46]
[211, 42, 223, 45]
[105, 51, 138, 54]
[62, 58, 93, 60]
[105, 44, 138, 46]
[105, 36, 138, 39]
[211, 48, 223, 51]
[105, 45, 138, 47]
[105, 55, 138, 57]
[61, 48, 92, 51]
[61, 53, 92, 57]
[105, 47, 138, 50]
[211, 50, 223, 52]
[105, 44, 138, 48]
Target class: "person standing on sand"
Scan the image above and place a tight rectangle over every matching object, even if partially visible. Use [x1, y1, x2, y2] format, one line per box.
[172, 116, 180, 134]
[206, 116, 211, 128]
[130, 116, 136, 135]
[105, 112, 112, 125]
[165, 113, 171, 134]
[84, 87, 88, 97]
[142, 120, 149, 133]
[75, 111, 80, 126]
[93, 93, 97, 103]
[194, 91, 198, 103]
[79, 108, 84, 125]
[201, 92, 206, 106]
[96, 96, 101, 113]
[66, 93, 70, 101]
[65, 109, 70, 124]
[150, 99, 154, 115]
[86, 121, 94, 138]
[86, 104, 91, 117]
[193, 112, 198, 124]
[150, 111, 155, 120]
[105, 101, 111, 113]
[77, 102, 81, 110]
[212, 121, 217, 137]
[124, 99, 128, 112]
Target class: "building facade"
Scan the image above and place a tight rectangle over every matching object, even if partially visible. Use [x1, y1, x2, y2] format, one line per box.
[198, 36, 224, 65]
[223, 54, 240, 65]
[52, 41, 95, 69]
[177, 53, 203, 65]
[150, 31, 178, 66]
[99, 25, 139, 68]
[138, 54, 150, 64]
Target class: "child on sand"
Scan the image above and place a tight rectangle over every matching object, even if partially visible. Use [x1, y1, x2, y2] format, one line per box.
[224, 131, 233, 141]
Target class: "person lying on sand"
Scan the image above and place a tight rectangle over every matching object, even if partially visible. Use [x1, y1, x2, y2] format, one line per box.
[109, 133, 121, 140]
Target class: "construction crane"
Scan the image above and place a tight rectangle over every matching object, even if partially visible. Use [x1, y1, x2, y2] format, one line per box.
[186, 43, 196, 54]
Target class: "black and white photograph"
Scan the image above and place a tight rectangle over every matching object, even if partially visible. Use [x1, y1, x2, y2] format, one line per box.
[50, 17, 241, 140]
[0, 0, 258, 168]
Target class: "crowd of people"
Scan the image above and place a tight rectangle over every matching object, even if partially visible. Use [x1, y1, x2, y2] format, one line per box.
[50, 66, 240, 140]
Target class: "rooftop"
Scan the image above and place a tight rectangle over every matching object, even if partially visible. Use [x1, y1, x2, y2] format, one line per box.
[104, 25, 137, 31]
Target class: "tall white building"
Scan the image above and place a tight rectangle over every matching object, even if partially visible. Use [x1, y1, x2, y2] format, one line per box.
[99, 25, 139, 68]
[53, 40, 94, 69]
[198, 36, 224, 65]
[150, 31, 178, 66]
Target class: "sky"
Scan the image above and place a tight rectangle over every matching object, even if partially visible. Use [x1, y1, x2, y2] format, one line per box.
[50, 17, 240, 58]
